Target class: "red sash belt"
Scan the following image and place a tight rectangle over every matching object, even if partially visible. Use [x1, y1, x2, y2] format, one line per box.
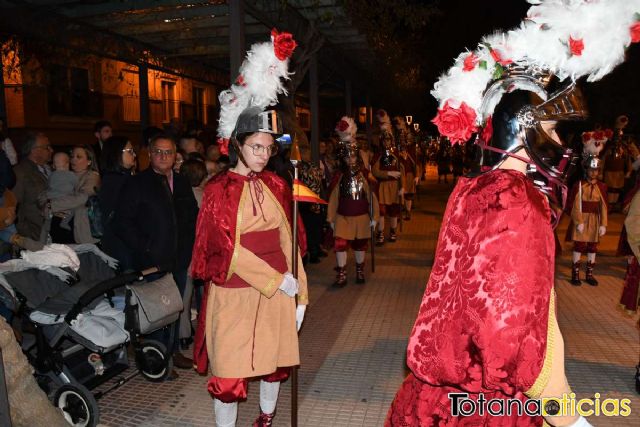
[581, 201, 601, 214]
[222, 228, 287, 288]
[338, 197, 369, 216]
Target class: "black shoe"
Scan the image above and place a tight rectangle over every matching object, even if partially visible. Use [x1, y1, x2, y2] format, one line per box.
[166, 369, 179, 381]
[318, 249, 329, 258]
[173, 352, 193, 369]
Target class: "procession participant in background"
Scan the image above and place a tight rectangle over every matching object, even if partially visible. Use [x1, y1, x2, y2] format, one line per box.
[372, 109, 403, 245]
[566, 155, 608, 286]
[327, 117, 379, 287]
[387, 1, 639, 425]
[602, 115, 632, 208]
[565, 131, 609, 286]
[393, 116, 418, 220]
[191, 30, 308, 427]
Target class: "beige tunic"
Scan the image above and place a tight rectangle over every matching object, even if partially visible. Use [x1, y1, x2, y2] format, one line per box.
[205, 181, 308, 378]
[570, 181, 607, 243]
[327, 180, 380, 240]
[372, 158, 404, 205]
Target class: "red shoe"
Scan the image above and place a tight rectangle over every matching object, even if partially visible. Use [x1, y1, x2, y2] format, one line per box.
[253, 411, 275, 427]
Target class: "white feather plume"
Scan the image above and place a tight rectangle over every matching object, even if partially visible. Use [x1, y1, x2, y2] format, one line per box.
[217, 36, 293, 145]
[335, 116, 358, 142]
[431, 0, 640, 128]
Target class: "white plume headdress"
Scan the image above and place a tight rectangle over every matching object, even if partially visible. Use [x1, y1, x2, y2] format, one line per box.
[431, 0, 640, 144]
[217, 29, 297, 154]
[335, 116, 358, 142]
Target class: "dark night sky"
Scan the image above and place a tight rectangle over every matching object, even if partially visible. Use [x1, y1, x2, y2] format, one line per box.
[372, 0, 640, 133]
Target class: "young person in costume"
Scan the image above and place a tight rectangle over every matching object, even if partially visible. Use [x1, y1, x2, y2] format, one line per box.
[386, 1, 640, 425]
[565, 136, 608, 286]
[372, 109, 403, 245]
[327, 117, 379, 287]
[393, 116, 419, 220]
[191, 31, 308, 427]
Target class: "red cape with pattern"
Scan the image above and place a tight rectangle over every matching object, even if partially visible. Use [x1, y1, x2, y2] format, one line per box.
[190, 169, 306, 374]
[387, 169, 554, 426]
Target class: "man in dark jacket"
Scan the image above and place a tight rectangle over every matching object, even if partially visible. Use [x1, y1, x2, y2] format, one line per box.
[113, 133, 198, 376]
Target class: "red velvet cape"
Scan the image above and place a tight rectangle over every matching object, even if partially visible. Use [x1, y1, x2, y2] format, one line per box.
[191, 169, 306, 374]
[387, 169, 554, 426]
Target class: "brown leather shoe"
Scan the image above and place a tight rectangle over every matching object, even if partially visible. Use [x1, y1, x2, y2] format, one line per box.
[173, 352, 193, 369]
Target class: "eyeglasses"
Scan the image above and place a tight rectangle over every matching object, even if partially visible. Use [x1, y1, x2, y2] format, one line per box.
[122, 148, 136, 156]
[34, 144, 52, 151]
[246, 143, 278, 157]
[151, 148, 176, 157]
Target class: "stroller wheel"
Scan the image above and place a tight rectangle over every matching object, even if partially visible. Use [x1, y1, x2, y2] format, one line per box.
[53, 383, 99, 427]
[136, 339, 173, 382]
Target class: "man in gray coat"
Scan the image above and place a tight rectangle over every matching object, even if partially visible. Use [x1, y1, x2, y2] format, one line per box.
[13, 132, 52, 241]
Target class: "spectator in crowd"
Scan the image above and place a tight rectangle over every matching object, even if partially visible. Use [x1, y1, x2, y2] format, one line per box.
[13, 132, 52, 241]
[178, 158, 207, 349]
[0, 117, 18, 165]
[139, 126, 163, 172]
[179, 135, 199, 154]
[44, 152, 78, 239]
[0, 149, 17, 261]
[98, 136, 136, 271]
[186, 151, 205, 163]
[93, 120, 113, 168]
[46, 146, 100, 244]
[206, 143, 220, 162]
[113, 133, 198, 376]
[174, 149, 186, 174]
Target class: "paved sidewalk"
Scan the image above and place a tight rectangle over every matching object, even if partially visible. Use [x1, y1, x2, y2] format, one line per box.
[97, 166, 639, 426]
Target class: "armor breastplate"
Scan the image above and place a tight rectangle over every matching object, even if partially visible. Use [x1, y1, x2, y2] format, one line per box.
[380, 149, 399, 169]
[340, 171, 367, 200]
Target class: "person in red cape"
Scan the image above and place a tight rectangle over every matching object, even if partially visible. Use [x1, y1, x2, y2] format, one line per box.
[387, 82, 593, 427]
[564, 156, 608, 286]
[191, 107, 308, 427]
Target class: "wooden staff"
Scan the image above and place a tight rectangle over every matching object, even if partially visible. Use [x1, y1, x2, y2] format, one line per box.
[290, 158, 299, 427]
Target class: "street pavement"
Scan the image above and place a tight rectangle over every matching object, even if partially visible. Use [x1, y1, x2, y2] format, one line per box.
[97, 166, 640, 426]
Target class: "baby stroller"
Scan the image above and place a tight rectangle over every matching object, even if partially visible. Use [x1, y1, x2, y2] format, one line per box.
[0, 244, 183, 427]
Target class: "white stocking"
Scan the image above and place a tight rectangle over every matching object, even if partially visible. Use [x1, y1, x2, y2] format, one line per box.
[390, 217, 398, 229]
[377, 216, 385, 233]
[406, 200, 412, 212]
[336, 251, 347, 267]
[572, 251, 581, 263]
[586, 252, 596, 263]
[354, 250, 365, 264]
[259, 380, 280, 414]
[214, 399, 238, 427]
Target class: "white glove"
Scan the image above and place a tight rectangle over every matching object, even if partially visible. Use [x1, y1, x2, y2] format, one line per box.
[414, 177, 420, 185]
[296, 305, 306, 332]
[387, 171, 401, 179]
[398, 188, 405, 197]
[370, 220, 377, 228]
[599, 226, 607, 236]
[576, 223, 585, 233]
[330, 222, 335, 231]
[279, 272, 299, 297]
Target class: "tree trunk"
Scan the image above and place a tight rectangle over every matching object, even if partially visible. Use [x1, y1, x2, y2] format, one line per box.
[0, 318, 68, 427]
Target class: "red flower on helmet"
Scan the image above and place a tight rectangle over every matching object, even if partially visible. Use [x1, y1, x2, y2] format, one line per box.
[593, 130, 605, 140]
[432, 101, 478, 144]
[463, 53, 479, 71]
[235, 75, 246, 86]
[582, 132, 593, 143]
[604, 128, 614, 139]
[569, 37, 584, 56]
[271, 28, 297, 61]
[336, 120, 349, 132]
[489, 49, 513, 66]
[631, 22, 640, 43]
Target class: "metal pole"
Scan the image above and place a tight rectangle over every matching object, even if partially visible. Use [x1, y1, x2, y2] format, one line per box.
[290, 160, 299, 427]
[229, 0, 246, 78]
